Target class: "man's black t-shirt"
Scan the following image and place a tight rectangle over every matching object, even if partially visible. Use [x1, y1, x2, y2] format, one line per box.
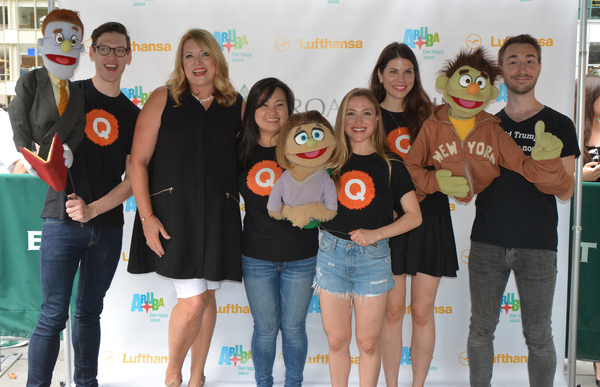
[471, 106, 580, 251]
[41, 79, 139, 227]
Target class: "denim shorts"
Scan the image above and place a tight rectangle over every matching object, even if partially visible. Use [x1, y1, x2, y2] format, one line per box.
[313, 231, 394, 298]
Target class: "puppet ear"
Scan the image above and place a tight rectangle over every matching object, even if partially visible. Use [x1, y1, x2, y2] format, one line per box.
[436, 75, 448, 90]
[37, 38, 44, 47]
[491, 85, 499, 100]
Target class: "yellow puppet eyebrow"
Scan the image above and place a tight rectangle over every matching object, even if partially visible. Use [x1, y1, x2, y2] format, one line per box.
[53, 28, 63, 34]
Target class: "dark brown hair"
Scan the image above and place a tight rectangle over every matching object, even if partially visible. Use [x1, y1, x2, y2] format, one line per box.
[91, 22, 131, 50]
[369, 42, 431, 140]
[498, 34, 542, 65]
[441, 47, 502, 86]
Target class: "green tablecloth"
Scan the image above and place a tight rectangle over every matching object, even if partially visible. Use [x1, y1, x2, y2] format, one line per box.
[569, 181, 600, 361]
[0, 174, 75, 338]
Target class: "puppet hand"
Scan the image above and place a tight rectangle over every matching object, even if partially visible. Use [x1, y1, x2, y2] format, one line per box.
[531, 120, 563, 161]
[286, 205, 312, 228]
[63, 144, 73, 168]
[435, 169, 469, 198]
[20, 154, 39, 177]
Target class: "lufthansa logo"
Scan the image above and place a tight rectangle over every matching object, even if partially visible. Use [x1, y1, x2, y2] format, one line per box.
[338, 170, 375, 210]
[100, 351, 115, 365]
[247, 160, 283, 196]
[459, 351, 469, 366]
[466, 34, 481, 50]
[460, 249, 470, 264]
[85, 109, 119, 146]
[275, 36, 290, 52]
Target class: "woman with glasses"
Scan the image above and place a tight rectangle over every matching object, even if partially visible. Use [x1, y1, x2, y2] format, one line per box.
[128, 29, 244, 387]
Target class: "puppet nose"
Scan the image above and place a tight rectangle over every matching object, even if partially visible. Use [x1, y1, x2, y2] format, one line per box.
[61, 40, 72, 53]
[306, 138, 317, 148]
[466, 83, 480, 95]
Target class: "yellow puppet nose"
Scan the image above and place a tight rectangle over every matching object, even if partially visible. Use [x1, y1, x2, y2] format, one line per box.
[61, 40, 72, 53]
[306, 138, 317, 148]
[467, 83, 480, 95]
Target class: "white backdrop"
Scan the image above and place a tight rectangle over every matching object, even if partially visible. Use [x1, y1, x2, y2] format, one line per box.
[60, 0, 579, 385]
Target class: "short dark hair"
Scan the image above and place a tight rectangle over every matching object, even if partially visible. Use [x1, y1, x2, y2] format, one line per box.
[498, 34, 541, 64]
[441, 47, 502, 86]
[91, 22, 131, 50]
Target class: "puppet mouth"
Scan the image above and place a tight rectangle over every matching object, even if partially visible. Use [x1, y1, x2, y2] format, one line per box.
[46, 54, 77, 66]
[296, 148, 328, 159]
[452, 97, 483, 109]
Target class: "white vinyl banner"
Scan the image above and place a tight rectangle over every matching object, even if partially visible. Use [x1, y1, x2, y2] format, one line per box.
[60, 0, 578, 385]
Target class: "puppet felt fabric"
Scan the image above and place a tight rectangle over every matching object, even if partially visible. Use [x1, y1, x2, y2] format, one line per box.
[267, 111, 338, 228]
[8, 8, 85, 181]
[405, 47, 571, 203]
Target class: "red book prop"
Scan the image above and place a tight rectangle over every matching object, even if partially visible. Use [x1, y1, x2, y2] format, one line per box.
[19, 133, 68, 192]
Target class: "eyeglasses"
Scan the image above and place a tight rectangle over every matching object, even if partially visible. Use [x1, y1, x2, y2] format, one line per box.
[44, 33, 83, 50]
[94, 45, 129, 57]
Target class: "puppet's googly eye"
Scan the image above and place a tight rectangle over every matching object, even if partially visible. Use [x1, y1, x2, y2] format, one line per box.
[475, 76, 487, 89]
[458, 74, 472, 88]
[295, 131, 309, 145]
[70, 35, 78, 46]
[54, 32, 64, 45]
[312, 128, 325, 141]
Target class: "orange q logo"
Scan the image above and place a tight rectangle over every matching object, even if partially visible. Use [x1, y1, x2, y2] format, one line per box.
[247, 160, 283, 196]
[387, 127, 411, 160]
[85, 109, 119, 146]
[339, 170, 375, 210]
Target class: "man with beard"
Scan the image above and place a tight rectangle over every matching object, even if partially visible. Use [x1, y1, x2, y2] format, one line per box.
[466, 34, 579, 387]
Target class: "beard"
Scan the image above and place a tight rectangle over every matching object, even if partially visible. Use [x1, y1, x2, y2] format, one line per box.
[504, 74, 538, 95]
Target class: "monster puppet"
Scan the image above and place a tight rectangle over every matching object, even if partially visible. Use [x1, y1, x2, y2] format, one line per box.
[8, 8, 86, 178]
[267, 111, 338, 228]
[405, 47, 571, 203]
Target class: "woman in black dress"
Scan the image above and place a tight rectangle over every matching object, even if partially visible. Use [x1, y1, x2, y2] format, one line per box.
[128, 29, 244, 387]
[369, 42, 458, 387]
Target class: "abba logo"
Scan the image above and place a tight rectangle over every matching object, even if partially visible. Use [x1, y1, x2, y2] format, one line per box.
[85, 109, 119, 146]
[338, 170, 375, 210]
[131, 292, 167, 323]
[247, 160, 282, 196]
[213, 30, 249, 53]
[501, 292, 521, 323]
[403, 27, 440, 50]
[219, 345, 252, 369]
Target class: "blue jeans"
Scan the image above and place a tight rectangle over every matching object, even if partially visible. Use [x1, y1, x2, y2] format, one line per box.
[467, 241, 557, 387]
[242, 255, 317, 387]
[27, 219, 123, 387]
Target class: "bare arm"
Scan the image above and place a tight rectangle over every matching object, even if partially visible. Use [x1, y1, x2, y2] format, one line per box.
[129, 87, 170, 257]
[349, 190, 422, 246]
[66, 155, 133, 222]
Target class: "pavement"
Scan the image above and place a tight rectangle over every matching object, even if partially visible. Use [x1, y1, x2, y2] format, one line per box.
[1, 338, 598, 386]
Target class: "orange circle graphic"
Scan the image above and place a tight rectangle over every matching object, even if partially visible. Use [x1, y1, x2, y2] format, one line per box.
[247, 160, 283, 196]
[387, 127, 412, 160]
[85, 109, 119, 146]
[338, 170, 375, 210]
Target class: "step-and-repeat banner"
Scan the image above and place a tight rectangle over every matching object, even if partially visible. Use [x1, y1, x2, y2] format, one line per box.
[59, 1, 578, 385]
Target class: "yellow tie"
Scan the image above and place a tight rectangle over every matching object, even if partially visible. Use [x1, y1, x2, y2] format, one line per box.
[58, 80, 68, 116]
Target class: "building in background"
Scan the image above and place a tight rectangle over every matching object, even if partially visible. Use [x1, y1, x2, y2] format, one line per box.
[0, 0, 50, 106]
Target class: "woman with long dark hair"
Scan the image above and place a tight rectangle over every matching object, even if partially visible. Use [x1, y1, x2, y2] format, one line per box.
[369, 42, 459, 387]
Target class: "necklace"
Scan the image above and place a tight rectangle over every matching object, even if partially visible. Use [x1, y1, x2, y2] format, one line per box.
[384, 107, 404, 129]
[191, 92, 214, 104]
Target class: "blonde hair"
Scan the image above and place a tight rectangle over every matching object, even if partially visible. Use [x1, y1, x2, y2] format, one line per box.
[166, 29, 237, 107]
[275, 111, 335, 170]
[330, 88, 392, 182]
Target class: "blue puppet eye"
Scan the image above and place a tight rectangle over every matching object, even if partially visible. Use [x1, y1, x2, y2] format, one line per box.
[294, 131, 309, 145]
[312, 128, 325, 141]
[458, 74, 472, 88]
[54, 32, 64, 44]
[475, 76, 487, 89]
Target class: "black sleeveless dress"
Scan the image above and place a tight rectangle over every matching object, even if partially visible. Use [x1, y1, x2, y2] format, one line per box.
[128, 91, 243, 281]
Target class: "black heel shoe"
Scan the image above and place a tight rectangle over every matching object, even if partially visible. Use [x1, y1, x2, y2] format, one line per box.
[594, 362, 600, 387]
